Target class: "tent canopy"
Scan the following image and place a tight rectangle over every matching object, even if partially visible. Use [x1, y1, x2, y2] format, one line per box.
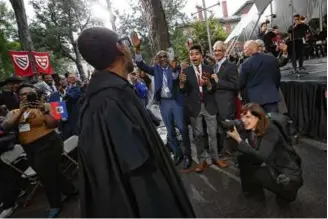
[224, 0, 327, 43]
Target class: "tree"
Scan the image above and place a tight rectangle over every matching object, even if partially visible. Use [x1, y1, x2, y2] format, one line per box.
[29, 0, 101, 79]
[116, 0, 189, 62]
[140, 0, 170, 52]
[0, 1, 21, 80]
[189, 17, 228, 54]
[9, 0, 34, 52]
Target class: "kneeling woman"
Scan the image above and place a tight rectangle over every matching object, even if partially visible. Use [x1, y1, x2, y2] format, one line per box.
[226, 103, 303, 202]
[2, 84, 77, 218]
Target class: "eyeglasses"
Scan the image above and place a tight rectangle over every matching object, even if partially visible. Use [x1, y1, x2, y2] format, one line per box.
[118, 36, 133, 48]
[158, 55, 168, 59]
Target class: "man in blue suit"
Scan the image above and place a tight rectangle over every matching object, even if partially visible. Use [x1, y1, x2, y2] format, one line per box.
[240, 40, 281, 113]
[131, 33, 185, 166]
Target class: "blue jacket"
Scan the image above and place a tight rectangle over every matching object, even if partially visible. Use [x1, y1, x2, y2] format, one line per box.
[136, 59, 184, 106]
[240, 53, 281, 105]
[134, 80, 148, 106]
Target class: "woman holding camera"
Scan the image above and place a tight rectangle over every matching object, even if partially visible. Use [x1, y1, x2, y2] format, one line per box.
[2, 84, 77, 218]
[226, 103, 303, 202]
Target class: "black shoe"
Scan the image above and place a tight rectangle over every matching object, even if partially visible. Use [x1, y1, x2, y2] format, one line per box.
[183, 157, 191, 170]
[299, 66, 306, 70]
[174, 156, 183, 166]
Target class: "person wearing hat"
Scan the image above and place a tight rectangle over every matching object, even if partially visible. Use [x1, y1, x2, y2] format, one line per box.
[0, 76, 23, 111]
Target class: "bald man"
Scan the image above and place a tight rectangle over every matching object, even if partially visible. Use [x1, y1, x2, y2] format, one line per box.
[239, 40, 281, 113]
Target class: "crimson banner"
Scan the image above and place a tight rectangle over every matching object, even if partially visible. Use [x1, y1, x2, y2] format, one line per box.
[9, 51, 33, 77]
[32, 51, 53, 75]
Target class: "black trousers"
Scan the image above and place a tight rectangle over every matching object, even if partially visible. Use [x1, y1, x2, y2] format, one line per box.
[261, 102, 278, 113]
[182, 111, 191, 158]
[238, 155, 299, 202]
[23, 131, 76, 208]
[0, 159, 27, 209]
[289, 39, 304, 70]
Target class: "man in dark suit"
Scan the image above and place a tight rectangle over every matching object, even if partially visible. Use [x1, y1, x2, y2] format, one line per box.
[240, 40, 281, 113]
[131, 33, 185, 165]
[211, 41, 239, 164]
[180, 45, 223, 173]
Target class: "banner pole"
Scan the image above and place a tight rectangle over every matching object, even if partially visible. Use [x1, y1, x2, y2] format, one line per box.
[28, 50, 38, 81]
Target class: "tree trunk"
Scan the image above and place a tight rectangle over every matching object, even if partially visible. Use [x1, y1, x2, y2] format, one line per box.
[72, 42, 86, 80]
[10, 0, 37, 77]
[9, 0, 34, 51]
[140, 0, 170, 52]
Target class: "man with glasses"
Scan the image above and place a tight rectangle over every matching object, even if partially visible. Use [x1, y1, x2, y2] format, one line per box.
[131, 32, 186, 166]
[211, 41, 239, 166]
[77, 27, 195, 218]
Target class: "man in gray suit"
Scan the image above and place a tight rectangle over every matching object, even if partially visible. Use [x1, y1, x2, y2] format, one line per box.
[211, 41, 239, 166]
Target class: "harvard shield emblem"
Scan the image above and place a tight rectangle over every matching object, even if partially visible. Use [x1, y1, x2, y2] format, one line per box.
[13, 54, 30, 70]
[35, 55, 49, 70]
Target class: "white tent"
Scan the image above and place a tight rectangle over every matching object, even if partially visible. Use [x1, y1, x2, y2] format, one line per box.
[224, 0, 327, 44]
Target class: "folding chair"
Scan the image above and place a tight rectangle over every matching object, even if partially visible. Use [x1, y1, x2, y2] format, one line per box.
[62, 135, 79, 173]
[0, 144, 40, 207]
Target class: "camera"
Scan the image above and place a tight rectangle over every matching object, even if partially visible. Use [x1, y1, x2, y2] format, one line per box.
[26, 92, 38, 103]
[220, 120, 241, 132]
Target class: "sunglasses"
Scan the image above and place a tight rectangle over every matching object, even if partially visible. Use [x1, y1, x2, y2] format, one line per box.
[118, 36, 133, 48]
[158, 55, 168, 59]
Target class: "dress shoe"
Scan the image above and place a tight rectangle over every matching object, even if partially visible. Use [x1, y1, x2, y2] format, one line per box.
[213, 159, 228, 168]
[299, 66, 306, 71]
[195, 161, 208, 173]
[174, 156, 183, 165]
[183, 157, 191, 170]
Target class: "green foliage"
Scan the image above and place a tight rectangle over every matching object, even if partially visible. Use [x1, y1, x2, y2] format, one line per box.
[117, 0, 189, 63]
[170, 26, 188, 62]
[189, 17, 228, 54]
[29, 0, 102, 76]
[0, 1, 21, 80]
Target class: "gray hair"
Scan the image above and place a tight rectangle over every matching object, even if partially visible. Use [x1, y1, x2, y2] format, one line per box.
[255, 39, 265, 47]
[156, 50, 167, 57]
[213, 41, 227, 51]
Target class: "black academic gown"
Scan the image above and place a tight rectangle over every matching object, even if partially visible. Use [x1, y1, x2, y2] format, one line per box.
[78, 71, 195, 218]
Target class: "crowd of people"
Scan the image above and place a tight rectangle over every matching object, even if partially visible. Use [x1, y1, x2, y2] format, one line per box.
[0, 73, 86, 217]
[0, 13, 324, 218]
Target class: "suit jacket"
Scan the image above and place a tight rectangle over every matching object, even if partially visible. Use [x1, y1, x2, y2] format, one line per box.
[180, 64, 217, 117]
[136, 60, 183, 106]
[239, 53, 281, 105]
[213, 59, 239, 119]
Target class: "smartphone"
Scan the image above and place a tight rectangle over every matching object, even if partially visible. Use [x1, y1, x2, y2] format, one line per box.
[167, 47, 175, 61]
[27, 92, 38, 103]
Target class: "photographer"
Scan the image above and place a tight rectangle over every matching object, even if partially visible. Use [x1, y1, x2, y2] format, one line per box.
[225, 103, 303, 202]
[2, 84, 77, 218]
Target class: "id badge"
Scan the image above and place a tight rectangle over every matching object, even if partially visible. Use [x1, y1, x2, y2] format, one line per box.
[164, 87, 170, 94]
[19, 123, 31, 133]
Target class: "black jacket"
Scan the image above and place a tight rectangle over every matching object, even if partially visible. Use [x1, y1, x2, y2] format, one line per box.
[78, 71, 195, 218]
[213, 59, 239, 119]
[237, 122, 303, 184]
[180, 64, 217, 117]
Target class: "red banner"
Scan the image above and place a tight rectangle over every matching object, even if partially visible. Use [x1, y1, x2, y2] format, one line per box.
[32, 51, 53, 75]
[9, 51, 33, 77]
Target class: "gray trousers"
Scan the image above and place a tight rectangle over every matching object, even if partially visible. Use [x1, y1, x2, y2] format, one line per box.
[190, 104, 218, 163]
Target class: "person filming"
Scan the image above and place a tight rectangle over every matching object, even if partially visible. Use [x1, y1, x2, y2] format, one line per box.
[224, 103, 303, 202]
[2, 84, 77, 218]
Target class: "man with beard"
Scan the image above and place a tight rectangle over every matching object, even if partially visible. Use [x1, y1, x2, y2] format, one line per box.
[77, 27, 195, 218]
